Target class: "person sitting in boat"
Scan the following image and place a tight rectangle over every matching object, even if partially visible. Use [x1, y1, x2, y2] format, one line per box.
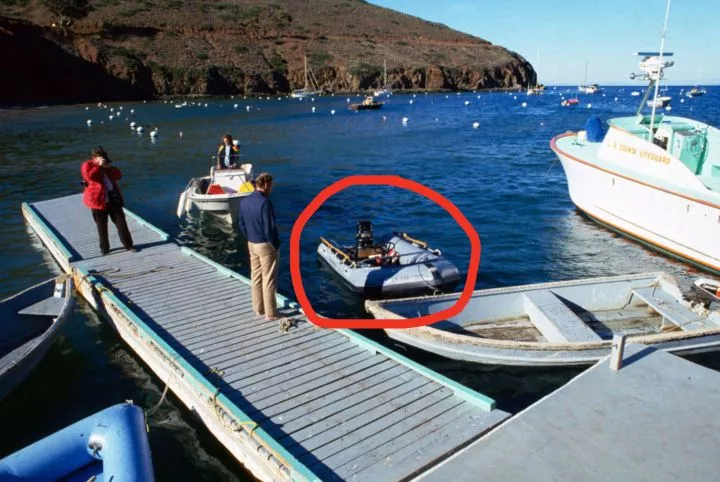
[217, 134, 240, 170]
[362, 96, 375, 106]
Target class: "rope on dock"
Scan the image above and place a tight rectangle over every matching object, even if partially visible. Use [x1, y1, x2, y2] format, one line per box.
[146, 384, 170, 417]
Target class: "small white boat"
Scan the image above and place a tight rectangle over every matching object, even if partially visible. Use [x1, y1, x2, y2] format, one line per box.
[318, 221, 460, 296]
[646, 95, 672, 108]
[578, 84, 601, 94]
[366, 272, 720, 366]
[0, 276, 73, 400]
[177, 164, 254, 222]
[630, 90, 641, 96]
[686, 86, 706, 97]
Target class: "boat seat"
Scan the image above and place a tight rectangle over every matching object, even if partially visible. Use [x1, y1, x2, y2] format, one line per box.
[631, 287, 710, 331]
[18, 296, 65, 317]
[524, 290, 603, 343]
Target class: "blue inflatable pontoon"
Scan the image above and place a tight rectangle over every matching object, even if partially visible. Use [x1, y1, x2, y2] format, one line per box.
[0, 402, 154, 481]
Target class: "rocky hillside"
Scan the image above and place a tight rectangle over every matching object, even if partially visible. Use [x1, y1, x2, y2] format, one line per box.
[0, 0, 535, 105]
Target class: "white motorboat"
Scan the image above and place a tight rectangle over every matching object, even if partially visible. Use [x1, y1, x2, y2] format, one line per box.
[177, 164, 254, 222]
[687, 86, 706, 97]
[647, 95, 672, 108]
[551, 7, 720, 275]
[578, 84, 601, 94]
[366, 272, 720, 367]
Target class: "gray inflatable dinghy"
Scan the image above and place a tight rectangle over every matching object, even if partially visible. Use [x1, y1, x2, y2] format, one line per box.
[317, 221, 460, 296]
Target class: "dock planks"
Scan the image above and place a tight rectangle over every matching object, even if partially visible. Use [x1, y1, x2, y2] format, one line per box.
[421, 344, 720, 482]
[23, 194, 508, 481]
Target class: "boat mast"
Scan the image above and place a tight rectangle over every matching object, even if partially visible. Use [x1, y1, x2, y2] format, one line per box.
[304, 55, 309, 90]
[383, 59, 387, 89]
[650, 0, 672, 135]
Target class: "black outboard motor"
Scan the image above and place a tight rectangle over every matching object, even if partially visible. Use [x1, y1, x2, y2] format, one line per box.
[356, 220, 374, 253]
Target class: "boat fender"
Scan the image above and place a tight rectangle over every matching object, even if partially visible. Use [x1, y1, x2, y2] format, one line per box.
[386, 247, 399, 265]
[239, 181, 255, 193]
[206, 184, 225, 195]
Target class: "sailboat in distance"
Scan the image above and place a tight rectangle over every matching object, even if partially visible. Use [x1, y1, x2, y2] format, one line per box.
[373, 59, 391, 97]
[291, 55, 320, 99]
[578, 62, 601, 94]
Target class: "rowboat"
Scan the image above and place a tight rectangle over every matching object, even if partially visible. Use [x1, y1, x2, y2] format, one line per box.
[0, 402, 155, 481]
[318, 221, 460, 296]
[365, 272, 720, 366]
[177, 164, 254, 222]
[0, 276, 73, 401]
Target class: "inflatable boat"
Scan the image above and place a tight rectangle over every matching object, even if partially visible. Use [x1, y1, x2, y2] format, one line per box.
[0, 402, 155, 481]
[318, 221, 460, 296]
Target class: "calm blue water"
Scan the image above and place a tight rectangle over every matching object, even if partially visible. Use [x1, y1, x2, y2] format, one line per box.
[1, 87, 719, 480]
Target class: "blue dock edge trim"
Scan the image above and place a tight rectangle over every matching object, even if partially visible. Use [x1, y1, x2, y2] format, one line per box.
[337, 329, 496, 411]
[22, 202, 75, 263]
[179, 249, 497, 412]
[122, 208, 170, 241]
[180, 247, 298, 310]
[75, 265, 321, 482]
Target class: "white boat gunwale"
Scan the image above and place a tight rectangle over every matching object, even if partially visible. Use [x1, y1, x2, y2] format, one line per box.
[550, 129, 720, 210]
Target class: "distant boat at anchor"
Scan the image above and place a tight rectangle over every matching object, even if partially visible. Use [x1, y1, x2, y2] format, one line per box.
[687, 86, 706, 97]
[291, 55, 320, 99]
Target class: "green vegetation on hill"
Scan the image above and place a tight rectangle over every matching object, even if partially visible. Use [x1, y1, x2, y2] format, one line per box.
[0, 0, 535, 104]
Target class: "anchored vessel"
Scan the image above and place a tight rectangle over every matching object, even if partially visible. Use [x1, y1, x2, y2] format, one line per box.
[366, 272, 720, 366]
[318, 221, 460, 296]
[0, 276, 73, 401]
[349, 96, 384, 111]
[290, 55, 320, 99]
[177, 164, 254, 222]
[551, 49, 720, 273]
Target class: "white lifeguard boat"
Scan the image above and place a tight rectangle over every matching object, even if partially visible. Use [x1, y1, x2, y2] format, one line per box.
[551, 31, 720, 274]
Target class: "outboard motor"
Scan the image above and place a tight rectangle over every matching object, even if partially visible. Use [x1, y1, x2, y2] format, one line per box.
[356, 220, 374, 253]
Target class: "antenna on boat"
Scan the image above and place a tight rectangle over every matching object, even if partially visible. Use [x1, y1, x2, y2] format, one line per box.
[649, 0, 672, 134]
[630, 0, 674, 132]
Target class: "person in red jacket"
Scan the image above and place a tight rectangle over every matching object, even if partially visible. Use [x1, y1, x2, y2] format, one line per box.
[81, 146, 135, 255]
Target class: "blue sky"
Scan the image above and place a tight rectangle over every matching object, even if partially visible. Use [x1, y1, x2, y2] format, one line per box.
[367, 0, 720, 85]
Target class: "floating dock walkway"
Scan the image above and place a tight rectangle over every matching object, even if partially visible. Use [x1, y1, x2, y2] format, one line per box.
[421, 344, 720, 481]
[22, 194, 509, 482]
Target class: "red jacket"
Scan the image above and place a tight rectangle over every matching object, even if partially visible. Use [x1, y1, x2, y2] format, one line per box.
[81, 159, 125, 210]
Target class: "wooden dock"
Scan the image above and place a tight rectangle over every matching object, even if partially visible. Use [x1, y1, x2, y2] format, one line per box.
[22, 194, 509, 482]
[420, 344, 720, 481]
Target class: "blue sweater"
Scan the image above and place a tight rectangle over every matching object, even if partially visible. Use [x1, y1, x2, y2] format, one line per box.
[239, 190, 280, 249]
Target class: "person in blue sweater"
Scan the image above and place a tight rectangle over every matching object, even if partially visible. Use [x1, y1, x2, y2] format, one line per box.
[239, 173, 281, 320]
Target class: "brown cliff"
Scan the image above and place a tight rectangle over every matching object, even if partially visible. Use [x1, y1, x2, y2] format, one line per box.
[0, 0, 535, 105]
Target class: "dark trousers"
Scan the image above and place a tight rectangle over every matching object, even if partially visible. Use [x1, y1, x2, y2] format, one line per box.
[91, 201, 134, 253]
